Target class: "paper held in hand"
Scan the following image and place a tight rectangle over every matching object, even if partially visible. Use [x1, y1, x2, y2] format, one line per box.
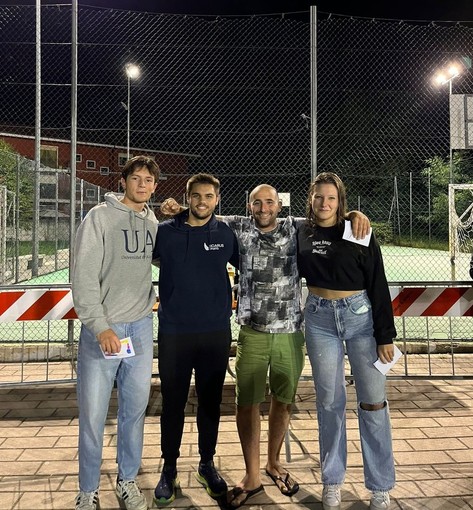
[343, 220, 372, 247]
[373, 344, 403, 375]
[102, 337, 135, 359]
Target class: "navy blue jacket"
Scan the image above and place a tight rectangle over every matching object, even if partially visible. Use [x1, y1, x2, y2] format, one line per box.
[153, 211, 239, 334]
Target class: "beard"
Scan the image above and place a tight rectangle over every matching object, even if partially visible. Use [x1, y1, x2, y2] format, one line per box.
[253, 213, 277, 230]
[189, 204, 214, 220]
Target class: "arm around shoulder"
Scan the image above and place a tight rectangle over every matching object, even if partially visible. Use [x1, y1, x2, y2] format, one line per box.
[346, 210, 370, 239]
[160, 198, 185, 216]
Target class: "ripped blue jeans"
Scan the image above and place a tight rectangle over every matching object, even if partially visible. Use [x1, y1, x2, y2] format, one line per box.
[304, 291, 395, 492]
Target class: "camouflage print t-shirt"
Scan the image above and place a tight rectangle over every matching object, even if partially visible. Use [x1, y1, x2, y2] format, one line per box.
[223, 216, 303, 333]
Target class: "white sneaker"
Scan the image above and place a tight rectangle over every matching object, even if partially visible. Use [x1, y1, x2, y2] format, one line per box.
[116, 479, 148, 510]
[370, 491, 390, 509]
[75, 490, 99, 510]
[322, 485, 341, 510]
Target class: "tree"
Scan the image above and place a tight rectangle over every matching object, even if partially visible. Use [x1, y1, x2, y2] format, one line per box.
[0, 139, 34, 224]
[420, 152, 473, 240]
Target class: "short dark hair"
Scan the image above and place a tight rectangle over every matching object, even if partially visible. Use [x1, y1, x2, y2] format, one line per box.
[186, 173, 220, 195]
[306, 172, 347, 228]
[121, 155, 160, 182]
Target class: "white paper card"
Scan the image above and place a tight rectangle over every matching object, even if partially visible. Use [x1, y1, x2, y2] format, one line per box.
[102, 336, 135, 359]
[373, 344, 403, 375]
[342, 220, 372, 247]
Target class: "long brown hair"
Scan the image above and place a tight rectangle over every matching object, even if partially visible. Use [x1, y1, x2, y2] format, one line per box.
[306, 172, 348, 228]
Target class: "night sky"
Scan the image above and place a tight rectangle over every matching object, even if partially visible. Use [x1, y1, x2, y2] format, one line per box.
[0, 0, 472, 22]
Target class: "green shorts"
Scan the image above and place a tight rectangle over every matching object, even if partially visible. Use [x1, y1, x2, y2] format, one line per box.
[235, 325, 305, 406]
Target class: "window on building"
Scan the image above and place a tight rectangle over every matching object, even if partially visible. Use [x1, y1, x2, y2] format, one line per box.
[40, 145, 58, 168]
[118, 153, 128, 167]
[76, 153, 82, 163]
[40, 183, 56, 199]
[86, 160, 96, 169]
[86, 189, 96, 199]
[99, 166, 110, 175]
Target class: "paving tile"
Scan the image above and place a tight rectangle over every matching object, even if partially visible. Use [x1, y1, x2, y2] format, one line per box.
[391, 427, 427, 439]
[435, 416, 473, 427]
[416, 476, 473, 497]
[0, 449, 21, 461]
[2, 437, 57, 449]
[36, 460, 78, 476]
[35, 425, 79, 436]
[406, 437, 467, 451]
[0, 427, 41, 438]
[13, 490, 70, 509]
[0, 462, 41, 476]
[447, 449, 473, 463]
[0, 476, 63, 493]
[17, 447, 77, 462]
[0, 492, 20, 510]
[421, 426, 473, 438]
[5, 408, 56, 419]
[394, 450, 456, 465]
[391, 417, 440, 428]
[435, 463, 473, 478]
[396, 498, 473, 510]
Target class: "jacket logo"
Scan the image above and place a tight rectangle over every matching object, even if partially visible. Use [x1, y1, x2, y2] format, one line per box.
[204, 242, 224, 251]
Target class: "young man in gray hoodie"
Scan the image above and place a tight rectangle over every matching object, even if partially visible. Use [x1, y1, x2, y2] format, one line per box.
[72, 155, 159, 510]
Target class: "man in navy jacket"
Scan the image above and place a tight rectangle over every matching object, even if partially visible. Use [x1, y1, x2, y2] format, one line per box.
[152, 173, 239, 505]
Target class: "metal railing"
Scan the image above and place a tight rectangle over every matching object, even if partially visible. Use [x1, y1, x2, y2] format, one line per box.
[1, 282, 472, 387]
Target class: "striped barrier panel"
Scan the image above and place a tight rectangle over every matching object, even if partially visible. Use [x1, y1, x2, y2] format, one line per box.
[0, 286, 472, 322]
[0, 289, 77, 322]
[390, 287, 473, 317]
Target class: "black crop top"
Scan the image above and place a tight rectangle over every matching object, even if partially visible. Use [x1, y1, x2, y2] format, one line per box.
[297, 222, 396, 345]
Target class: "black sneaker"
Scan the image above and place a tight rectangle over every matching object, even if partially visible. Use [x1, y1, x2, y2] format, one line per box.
[154, 466, 179, 505]
[195, 460, 228, 499]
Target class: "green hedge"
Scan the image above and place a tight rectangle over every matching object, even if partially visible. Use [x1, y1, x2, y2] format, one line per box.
[372, 222, 394, 244]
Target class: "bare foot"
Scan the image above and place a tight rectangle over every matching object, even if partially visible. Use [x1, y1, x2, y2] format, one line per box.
[265, 463, 299, 496]
[227, 474, 263, 508]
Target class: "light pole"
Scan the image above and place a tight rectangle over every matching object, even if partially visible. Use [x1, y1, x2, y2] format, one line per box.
[125, 63, 140, 160]
[433, 63, 462, 183]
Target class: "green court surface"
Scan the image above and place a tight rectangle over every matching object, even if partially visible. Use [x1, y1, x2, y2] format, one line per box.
[22, 246, 471, 285]
[24, 266, 160, 285]
[382, 245, 471, 282]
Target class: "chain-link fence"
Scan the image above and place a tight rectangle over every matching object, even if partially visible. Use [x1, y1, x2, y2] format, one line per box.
[1, 5, 473, 358]
[0, 148, 108, 285]
[317, 15, 473, 280]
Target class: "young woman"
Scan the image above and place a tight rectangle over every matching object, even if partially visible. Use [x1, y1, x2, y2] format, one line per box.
[297, 172, 396, 510]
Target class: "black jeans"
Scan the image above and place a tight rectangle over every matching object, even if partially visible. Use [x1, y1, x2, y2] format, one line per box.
[157, 327, 232, 465]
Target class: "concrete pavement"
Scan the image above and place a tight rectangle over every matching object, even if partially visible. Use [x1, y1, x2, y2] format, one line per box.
[0, 355, 473, 509]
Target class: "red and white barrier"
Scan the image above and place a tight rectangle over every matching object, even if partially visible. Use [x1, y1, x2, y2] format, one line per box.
[0, 286, 472, 322]
[0, 289, 77, 322]
[390, 287, 473, 317]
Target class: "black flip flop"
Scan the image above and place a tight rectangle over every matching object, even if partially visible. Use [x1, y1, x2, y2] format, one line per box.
[265, 469, 299, 496]
[227, 484, 264, 508]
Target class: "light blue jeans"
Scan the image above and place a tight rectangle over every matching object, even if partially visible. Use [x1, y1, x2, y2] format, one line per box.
[77, 313, 154, 492]
[304, 291, 395, 492]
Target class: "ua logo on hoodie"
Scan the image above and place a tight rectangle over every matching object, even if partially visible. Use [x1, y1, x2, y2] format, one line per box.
[122, 229, 155, 253]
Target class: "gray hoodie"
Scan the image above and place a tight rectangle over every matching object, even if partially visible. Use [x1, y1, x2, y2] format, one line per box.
[72, 192, 158, 336]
